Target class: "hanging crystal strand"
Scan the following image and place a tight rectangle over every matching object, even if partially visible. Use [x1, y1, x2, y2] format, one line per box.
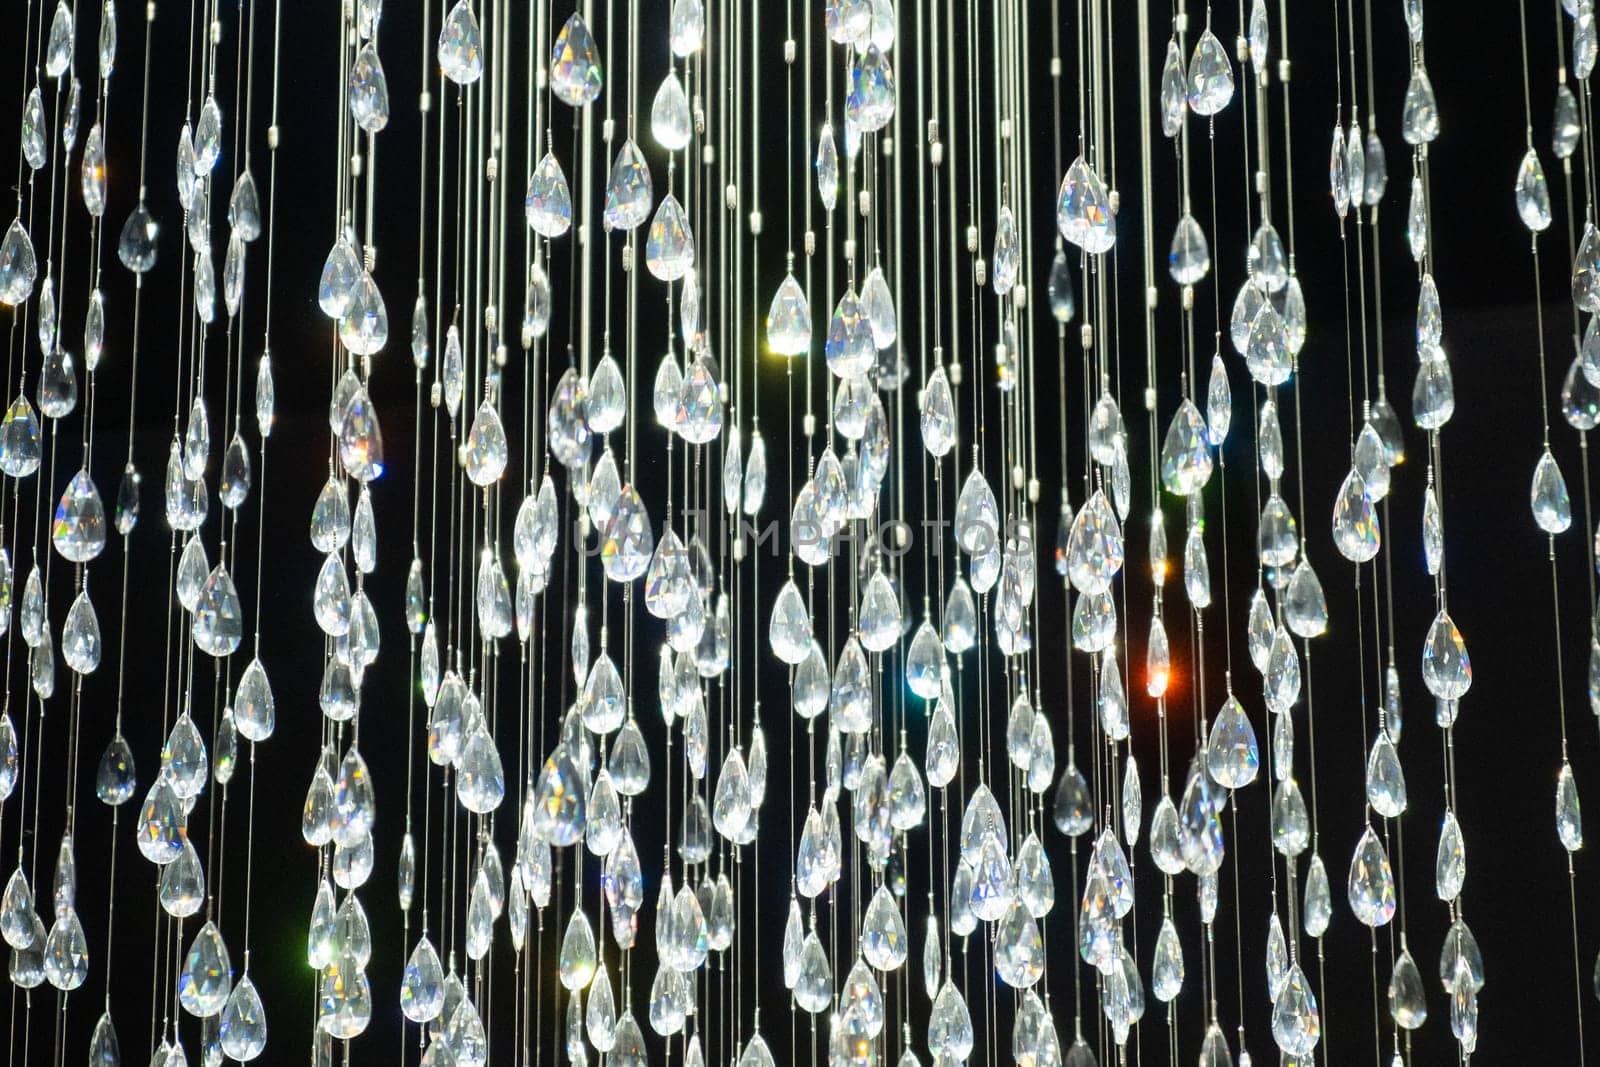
[9, 0, 79, 1028]
[1517, 0, 1590, 1054]
[1553, 0, 1600, 1043]
[1130, 0, 1189, 1063]
[84, 0, 139, 1055]
[1054, 0, 1140, 1058]
[1318, 2, 1405, 1064]
[1397, 4, 1480, 1058]
[387, 1, 441, 1060]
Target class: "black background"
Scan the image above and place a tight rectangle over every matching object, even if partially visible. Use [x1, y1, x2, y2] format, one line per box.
[0, 0, 1592, 1065]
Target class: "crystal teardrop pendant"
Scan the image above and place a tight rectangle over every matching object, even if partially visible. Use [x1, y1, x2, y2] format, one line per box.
[1186, 29, 1234, 115]
[602, 139, 653, 231]
[550, 13, 603, 106]
[349, 41, 391, 132]
[645, 195, 695, 281]
[0, 219, 39, 306]
[651, 71, 691, 151]
[526, 152, 574, 238]
[1056, 156, 1115, 254]
[438, 0, 484, 84]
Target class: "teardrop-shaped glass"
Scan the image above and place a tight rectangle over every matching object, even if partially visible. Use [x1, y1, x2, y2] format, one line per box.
[1186, 29, 1235, 115]
[1516, 147, 1553, 232]
[1347, 825, 1397, 927]
[524, 152, 574, 238]
[644, 194, 695, 281]
[52, 469, 107, 562]
[550, 13, 603, 106]
[1401, 64, 1439, 145]
[1160, 398, 1213, 495]
[1056, 156, 1115, 254]
[1168, 212, 1211, 284]
[0, 220, 38, 306]
[177, 920, 233, 1017]
[437, 0, 484, 84]
[463, 400, 508, 486]
[1559, 762, 1584, 851]
[651, 71, 691, 151]
[1532, 448, 1573, 533]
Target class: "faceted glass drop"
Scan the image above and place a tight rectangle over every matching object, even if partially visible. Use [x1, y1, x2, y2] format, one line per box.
[1401, 65, 1439, 145]
[1187, 29, 1235, 115]
[1559, 762, 1584, 851]
[0, 220, 38, 306]
[45, 2, 74, 77]
[219, 975, 267, 1060]
[1389, 950, 1428, 1030]
[651, 71, 691, 151]
[816, 123, 840, 211]
[1159, 39, 1187, 136]
[463, 400, 508, 486]
[1272, 779, 1311, 857]
[82, 123, 107, 217]
[1421, 610, 1472, 699]
[917, 366, 959, 457]
[860, 265, 898, 349]
[1245, 303, 1291, 385]
[1064, 490, 1123, 594]
[1056, 156, 1115, 254]
[1168, 213, 1211, 284]
[600, 139, 653, 233]
[318, 235, 362, 318]
[21, 89, 46, 171]
[1330, 125, 1350, 218]
[1152, 917, 1185, 1002]
[1160, 398, 1213, 495]
[52, 469, 107, 562]
[1206, 696, 1259, 788]
[1303, 854, 1332, 937]
[845, 45, 897, 131]
[0, 395, 41, 479]
[159, 840, 206, 918]
[1332, 467, 1381, 562]
[348, 42, 390, 132]
[192, 96, 223, 175]
[645, 195, 695, 281]
[1580, 8, 1599, 79]
[89, 1011, 120, 1066]
[1282, 558, 1327, 638]
[39, 348, 79, 419]
[766, 272, 811, 355]
[670, 0, 704, 54]
[338, 272, 389, 357]
[1348, 825, 1397, 927]
[338, 386, 384, 482]
[584, 355, 626, 436]
[525, 152, 574, 238]
[1202, 354, 1232, 445]
[96, 733, 136, 806]
[437, 0, 484, 84]
[62, 590, 101, 674]
[178, 921, 233, 1017]
[1366, 733, 1407, 817]
[992, 206, 1022, 294]
[42, 907, 89, 990]
[1556, 84, 1582, 159]
[1435, 809, 1466, 902]
[1532, 448, 1573, 533]
[1516, 147, 1553, 232]
[1271, 965, 1321, 1056]
[551, 13, 603, 106]
[793, 932, 833, 1013]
